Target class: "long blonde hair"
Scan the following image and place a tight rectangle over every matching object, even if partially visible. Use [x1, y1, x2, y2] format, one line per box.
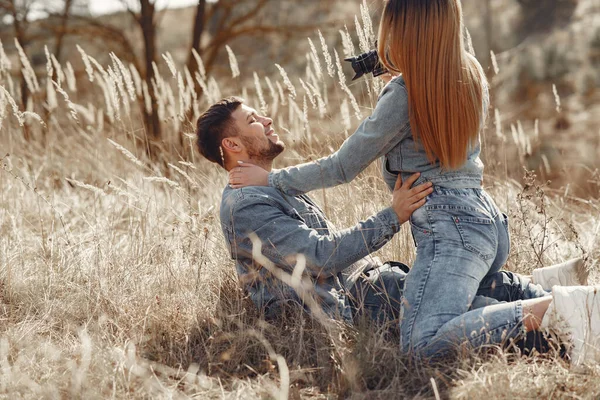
[378, 0, 487, 170]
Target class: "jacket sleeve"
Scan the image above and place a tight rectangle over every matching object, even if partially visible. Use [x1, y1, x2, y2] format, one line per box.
[227, 195, 401, 278]
[269, 81, 410, 196]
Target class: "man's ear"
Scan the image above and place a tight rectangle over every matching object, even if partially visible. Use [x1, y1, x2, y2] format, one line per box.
[222, 137, 242, 153]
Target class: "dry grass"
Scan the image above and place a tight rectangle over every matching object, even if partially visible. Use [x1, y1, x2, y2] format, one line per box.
[0, 1, 600, 398]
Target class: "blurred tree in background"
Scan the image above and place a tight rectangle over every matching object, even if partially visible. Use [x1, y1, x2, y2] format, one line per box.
[119, 0, 329, 147]
[1, 0, 40, 116]
[0, 0, 331, 148]
[0, 0, 588, 149]
[186, 0, 326, 86]
[516, 0, 579, 41]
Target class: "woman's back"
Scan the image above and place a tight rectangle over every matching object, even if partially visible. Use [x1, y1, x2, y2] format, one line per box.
[381, 76, 486, 192]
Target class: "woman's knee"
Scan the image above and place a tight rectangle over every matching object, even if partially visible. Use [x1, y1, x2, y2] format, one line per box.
[400, 314, 439, 352]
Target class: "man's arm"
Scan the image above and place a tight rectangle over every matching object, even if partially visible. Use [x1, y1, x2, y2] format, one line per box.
[228, 195, 401, 279]
[227, 174, 431, 278]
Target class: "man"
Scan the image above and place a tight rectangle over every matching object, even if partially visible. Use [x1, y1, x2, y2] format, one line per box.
[197, 96, 433, 323]
[195, 97, 583, 335]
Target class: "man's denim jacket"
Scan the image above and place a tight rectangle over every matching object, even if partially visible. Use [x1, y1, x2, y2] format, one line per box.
[268, 76, 488, 195]
[220, 185, 401, 322]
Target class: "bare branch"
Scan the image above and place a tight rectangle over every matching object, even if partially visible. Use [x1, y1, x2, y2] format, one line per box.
[203, 23, 324, 54]
[118, 0, 140, 23]
[228, 0, 269, 28]
[39, 15, 142, 72]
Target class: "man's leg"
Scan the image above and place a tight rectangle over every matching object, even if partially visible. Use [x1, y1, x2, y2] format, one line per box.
[471, 270, 550, 309]
[472, 271, 552, 354]
[349, 262, 407, 326]
[474, 257, 590, 308]
[532, 257, 588, 290]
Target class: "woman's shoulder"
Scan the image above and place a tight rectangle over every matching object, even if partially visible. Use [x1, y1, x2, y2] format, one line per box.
[381, 75, 408, 97]
[389, 74, 406, 87]
[378, 74, 409, 106]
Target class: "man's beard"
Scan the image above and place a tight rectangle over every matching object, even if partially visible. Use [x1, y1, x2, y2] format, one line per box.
[240, 136, 285, 162]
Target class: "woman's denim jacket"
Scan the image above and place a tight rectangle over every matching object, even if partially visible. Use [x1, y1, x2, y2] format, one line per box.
[268, 76, 487, 195]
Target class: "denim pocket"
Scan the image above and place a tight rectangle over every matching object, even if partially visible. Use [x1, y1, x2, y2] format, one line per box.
[299, 209, 327, 231]
[453, 215, 496, 261]
[409, 207, 432, 246]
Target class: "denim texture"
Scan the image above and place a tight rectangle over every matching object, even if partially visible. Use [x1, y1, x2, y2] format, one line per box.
[351, 264, 548, 334]
[349, 262, 408, 324]
[220, 185, 401, 322]
[471, 270, 549, 309]
[268, 75, 487, 196]
[400, 187, 527, 359]
[220, 185, 549, 337]
[259, 72, 538, 357]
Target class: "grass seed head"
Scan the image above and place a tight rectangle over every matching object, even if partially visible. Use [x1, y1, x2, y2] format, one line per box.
[225, 45, 240, 79]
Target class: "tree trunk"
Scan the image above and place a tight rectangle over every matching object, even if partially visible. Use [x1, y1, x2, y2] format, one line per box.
[184, 0, 207, 122]
[54, 0, 73, 62]
[8, 0, 30, 140]
[187, 0, 207, 74]
[139, 0, 161, 142]
[10, 0, 27, 107]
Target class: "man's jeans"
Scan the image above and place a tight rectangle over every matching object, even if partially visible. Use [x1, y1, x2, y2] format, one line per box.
[349, 262, 408, 324]
[398, 187, 545, 359]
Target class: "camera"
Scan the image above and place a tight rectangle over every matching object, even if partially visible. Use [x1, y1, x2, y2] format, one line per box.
[344, 49, 388, 81]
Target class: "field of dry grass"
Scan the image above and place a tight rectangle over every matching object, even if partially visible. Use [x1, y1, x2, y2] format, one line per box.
[1, 1, 600, 398]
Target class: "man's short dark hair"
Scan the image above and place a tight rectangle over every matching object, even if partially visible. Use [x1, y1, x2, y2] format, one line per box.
[196, 96, 243, 168]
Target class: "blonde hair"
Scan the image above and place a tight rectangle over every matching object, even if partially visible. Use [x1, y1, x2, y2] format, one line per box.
[378, 0, 487, 170]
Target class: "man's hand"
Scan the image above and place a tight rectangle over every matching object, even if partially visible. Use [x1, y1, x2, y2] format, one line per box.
[392, 173, 433, 224]
[229, 161, 269, 188]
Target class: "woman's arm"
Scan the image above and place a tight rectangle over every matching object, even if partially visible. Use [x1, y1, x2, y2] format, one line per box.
[230, 80, 411, 196]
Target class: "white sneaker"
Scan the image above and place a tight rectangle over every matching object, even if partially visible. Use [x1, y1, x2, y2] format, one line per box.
[543, 285, 600, 365]
[533, 258, 588, 291]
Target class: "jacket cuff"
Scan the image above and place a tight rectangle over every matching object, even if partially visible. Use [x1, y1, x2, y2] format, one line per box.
[376, 207, 402, 235]
[269, 169, 290, 193]
[268, 170, 280, 190]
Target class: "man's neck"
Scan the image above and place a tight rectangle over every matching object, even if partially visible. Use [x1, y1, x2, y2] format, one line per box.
[256, 160, 273, 172]
[228, 158, 273, 172]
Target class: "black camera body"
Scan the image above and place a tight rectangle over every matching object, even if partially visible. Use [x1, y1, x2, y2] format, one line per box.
[344, 49, 388, 81]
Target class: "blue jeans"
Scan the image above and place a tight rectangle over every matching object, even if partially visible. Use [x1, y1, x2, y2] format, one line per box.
[471, 270, 548, 309]
[400, 187, 527, 359]
[349, 262, 408, 324]
[350, 265, 548, 325]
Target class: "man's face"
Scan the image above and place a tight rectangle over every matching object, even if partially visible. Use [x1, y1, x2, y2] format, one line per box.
[230, 104, 285, 161]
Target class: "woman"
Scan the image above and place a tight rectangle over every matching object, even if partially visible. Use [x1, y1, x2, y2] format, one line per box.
[229, 0, 596, 362]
